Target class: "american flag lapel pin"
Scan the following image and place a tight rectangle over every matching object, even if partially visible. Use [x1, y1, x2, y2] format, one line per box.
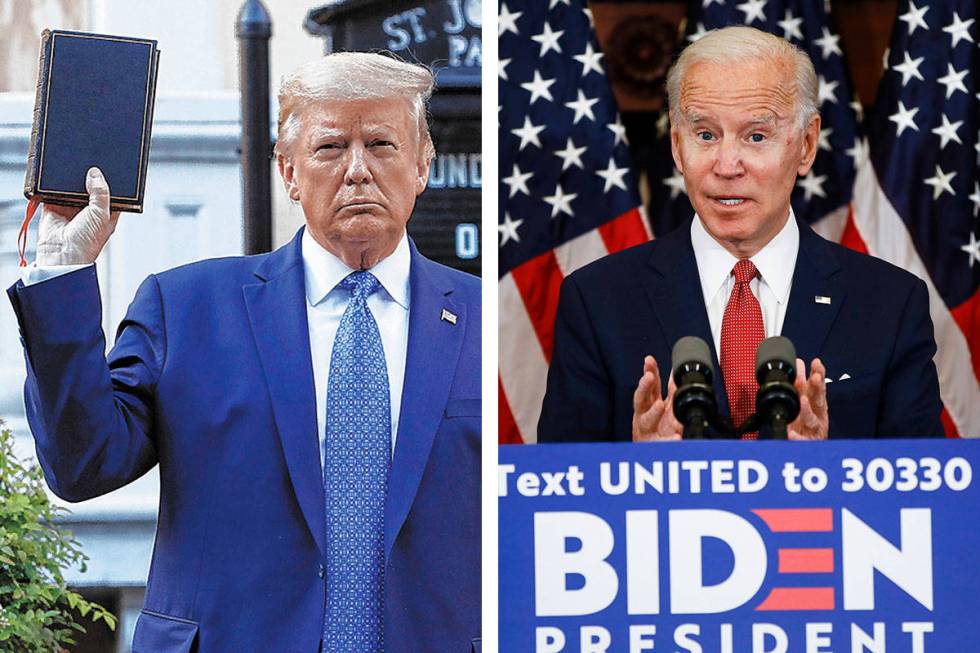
[815, 295, 832, 305]
[441, 308, 458, 325]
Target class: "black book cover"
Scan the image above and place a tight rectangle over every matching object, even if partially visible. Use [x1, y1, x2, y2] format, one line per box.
[24, 30, 160, 213]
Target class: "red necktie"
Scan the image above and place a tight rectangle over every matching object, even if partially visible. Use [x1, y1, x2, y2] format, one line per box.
[720, 260, 765, 440]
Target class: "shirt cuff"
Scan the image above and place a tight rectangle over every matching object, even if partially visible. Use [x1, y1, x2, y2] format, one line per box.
[22, 262, 93, 286]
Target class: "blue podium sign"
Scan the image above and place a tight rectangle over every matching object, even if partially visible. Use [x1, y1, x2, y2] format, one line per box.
[499, 440, 980, 653]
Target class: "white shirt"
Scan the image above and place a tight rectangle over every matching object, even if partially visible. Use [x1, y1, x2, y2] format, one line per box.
[302, 229, 410, 464]
[22, 262, 90, 285]
[23, 230, 413, 466]
[690, 210, 799, 357]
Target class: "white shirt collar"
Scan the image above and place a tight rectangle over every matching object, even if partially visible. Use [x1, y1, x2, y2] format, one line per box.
[690, 208, 799, 306]
[301, 228, 411, 309]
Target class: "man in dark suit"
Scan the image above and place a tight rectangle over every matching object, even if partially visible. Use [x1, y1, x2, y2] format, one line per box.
[538, 26, 943, 442]
[8, 53, 480, 652]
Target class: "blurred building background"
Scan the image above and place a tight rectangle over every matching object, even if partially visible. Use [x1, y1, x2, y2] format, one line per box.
[0, 0, 480, 650]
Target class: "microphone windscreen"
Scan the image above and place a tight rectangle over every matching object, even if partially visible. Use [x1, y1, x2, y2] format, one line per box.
[755, 336, 796, 371]
[672, 336, 713, 379]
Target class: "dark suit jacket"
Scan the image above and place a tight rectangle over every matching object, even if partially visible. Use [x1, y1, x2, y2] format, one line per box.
[7, 228, 481, 653]
[538, 219, 944, 441]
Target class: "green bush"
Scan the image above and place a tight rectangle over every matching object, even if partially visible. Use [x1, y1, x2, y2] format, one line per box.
[0, 421, 116, 652]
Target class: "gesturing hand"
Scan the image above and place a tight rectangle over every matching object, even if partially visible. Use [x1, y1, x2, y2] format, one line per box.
[788, 357, 829, 440]
[632, 355, 683, 441]
[36, 167, 120, 266]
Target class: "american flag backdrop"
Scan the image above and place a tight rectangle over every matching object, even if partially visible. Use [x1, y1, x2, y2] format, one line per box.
[498, 0, 650, 443]
[848, 0, 979, 437]
[499, 0, 979, 442]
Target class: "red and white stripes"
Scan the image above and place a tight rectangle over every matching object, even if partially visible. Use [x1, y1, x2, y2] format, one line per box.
[498, 207, 650, 443]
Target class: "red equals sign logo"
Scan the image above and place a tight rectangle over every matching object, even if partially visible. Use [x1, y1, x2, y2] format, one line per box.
[752, 508, 835, 611]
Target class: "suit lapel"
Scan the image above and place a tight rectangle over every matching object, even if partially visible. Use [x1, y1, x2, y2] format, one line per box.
[781, 221, 844, 364]
[643, 223, 730, 412]
[640, 221, 844, 423]
[385, 242, 463, 560]
[243, 230, 325, 559]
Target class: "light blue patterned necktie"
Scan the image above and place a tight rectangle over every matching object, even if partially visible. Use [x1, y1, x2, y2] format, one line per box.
[323, 270, 389, 653]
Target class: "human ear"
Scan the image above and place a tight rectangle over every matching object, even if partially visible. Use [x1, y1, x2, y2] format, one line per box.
[415, 155, 431, 196]
[670, 125, 685, 174]
[797, 114, 821, 176]
[277, 153, 301, 201]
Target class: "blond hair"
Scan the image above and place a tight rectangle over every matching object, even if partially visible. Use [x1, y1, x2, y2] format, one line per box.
[276, 51, 435, 163]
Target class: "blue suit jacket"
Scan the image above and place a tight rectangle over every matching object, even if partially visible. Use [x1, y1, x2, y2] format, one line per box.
[8, 229, 481, 653]
[538, 219, 944, 441]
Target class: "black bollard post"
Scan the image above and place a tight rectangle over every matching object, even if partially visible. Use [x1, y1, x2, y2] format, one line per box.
[236, 0, 273, 255]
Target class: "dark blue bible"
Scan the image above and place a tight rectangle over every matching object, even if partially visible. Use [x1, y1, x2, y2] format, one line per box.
[24, 30, 160, 213]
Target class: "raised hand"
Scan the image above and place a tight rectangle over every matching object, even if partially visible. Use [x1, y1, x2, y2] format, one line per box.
[36, 167, 120, 266]
[632, 355, 683, 441]
[788, 357, 829, 440]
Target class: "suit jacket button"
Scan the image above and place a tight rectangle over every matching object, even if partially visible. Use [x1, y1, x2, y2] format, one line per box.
[318, 564, 325, 579]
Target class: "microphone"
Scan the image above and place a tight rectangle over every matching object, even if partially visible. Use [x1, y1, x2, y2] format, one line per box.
[755, 336, 801, 440]
[671, 336, 718, 439]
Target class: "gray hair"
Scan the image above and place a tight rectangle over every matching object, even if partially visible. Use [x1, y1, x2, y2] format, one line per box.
[276, 51, 436, 163]
[665, 26, 819, 131]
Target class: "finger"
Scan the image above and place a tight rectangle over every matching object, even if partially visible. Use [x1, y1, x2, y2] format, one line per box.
[664, 374, 684, 434]
[800, 395, 820, 430]
[636, 398, 667, 439]
[86, 167, 111, 219]
[644, 356, 663, 400]
[794, 358, 806, 393]
[807, 361, 829, 440]
[634, 356, 672, 440]
[646, 355, 661, 395]
[644, 355, 658, 376]
[808, 362, 827, 415]
[811, 357, 826, 379]
[808, 358, 825, 386]
[633, 372, 653, 414]
[634, 373, 657, 415]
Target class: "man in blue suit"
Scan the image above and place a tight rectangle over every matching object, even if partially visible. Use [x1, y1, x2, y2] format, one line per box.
[538, 27, 943, 442]
[8, 53, 480, 652]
